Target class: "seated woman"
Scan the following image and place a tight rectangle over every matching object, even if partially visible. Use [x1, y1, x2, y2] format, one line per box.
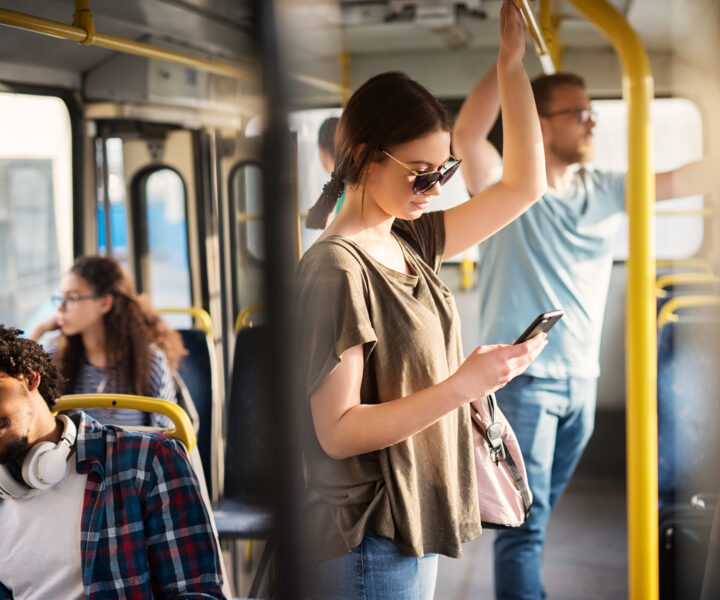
[30, 256, 185, 427]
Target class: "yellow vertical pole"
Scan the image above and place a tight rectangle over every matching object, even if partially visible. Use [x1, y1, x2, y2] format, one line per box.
[566, 2, 657, 599]
[539, 0, 564, 71]
[339, 51, 352, 107]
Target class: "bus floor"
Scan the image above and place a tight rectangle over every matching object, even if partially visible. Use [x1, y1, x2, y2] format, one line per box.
[435, 478, 628, 599]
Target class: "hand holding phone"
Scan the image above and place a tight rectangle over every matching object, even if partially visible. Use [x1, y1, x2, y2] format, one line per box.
[514, 309, 563, 344]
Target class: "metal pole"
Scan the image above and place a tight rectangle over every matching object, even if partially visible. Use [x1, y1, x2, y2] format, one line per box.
[255, 0, 305, 597]
[565, 2, 657, 598]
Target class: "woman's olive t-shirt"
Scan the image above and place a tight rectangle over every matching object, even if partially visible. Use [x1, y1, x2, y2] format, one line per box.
[296, 211, 481, 562]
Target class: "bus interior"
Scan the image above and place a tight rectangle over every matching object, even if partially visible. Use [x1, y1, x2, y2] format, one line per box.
[0, 0, 719, 598]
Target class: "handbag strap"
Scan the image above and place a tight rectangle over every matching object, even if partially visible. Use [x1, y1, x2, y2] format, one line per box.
[481, 393, 533, 516]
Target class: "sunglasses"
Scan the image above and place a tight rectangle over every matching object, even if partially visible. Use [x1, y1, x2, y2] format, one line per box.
[381, 150, 462, 195]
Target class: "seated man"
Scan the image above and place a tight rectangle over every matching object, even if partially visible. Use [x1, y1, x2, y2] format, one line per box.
[0, 325, 225, 599]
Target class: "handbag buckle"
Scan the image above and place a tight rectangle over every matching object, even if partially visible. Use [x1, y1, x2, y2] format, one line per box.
[486, 421, 506, 464]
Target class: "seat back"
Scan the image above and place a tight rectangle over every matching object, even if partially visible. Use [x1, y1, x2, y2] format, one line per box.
[54, 394, 232, 599]
[176, 329, 216, 490]
[158, 306, 221, 502]
[657, 309, 720, 507]
[224, 325, 272, 504]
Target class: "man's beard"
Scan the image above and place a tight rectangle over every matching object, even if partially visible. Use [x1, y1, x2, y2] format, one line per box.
[0, 436, 30, 465]
[551, 140, 594, 165]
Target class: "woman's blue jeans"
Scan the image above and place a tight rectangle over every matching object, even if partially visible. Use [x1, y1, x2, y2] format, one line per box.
[493, 375, 597, 600]
[306, 531, 439, 600]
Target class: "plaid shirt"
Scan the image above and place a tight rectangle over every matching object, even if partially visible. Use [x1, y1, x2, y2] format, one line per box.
[0, 412, 225, 599]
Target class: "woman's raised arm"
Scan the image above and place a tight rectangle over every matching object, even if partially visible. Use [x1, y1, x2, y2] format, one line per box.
[443, 0, 545, 259]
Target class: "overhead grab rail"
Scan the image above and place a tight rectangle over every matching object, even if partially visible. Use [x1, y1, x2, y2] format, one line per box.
[657, 295, 720, 330]
[564, 1, 657, 598]
[0, 2, 348, 97]
[511, 0, 556, 74]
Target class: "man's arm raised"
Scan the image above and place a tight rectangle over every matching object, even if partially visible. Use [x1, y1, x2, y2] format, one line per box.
[453, 63, 503, 196]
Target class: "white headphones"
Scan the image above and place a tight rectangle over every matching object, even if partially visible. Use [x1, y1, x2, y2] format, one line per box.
[0, 414, 77, 499]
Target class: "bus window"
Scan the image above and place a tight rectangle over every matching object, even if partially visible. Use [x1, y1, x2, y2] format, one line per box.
[140, 168, 192, 314]
[289, 109, 341, 253]
[591, 98, 704, 260]
[0, 94, 72, 335]
[96, 138, 129, 268]
[232, 162, 264, 261]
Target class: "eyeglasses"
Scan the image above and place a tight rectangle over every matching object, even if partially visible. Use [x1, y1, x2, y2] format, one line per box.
[540, 108, 597, 124]
[381, 150, 462, 195]
[51, 294, 100, 310]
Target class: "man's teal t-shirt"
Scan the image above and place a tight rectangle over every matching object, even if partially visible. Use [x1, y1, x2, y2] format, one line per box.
[476, 167, 626, 380]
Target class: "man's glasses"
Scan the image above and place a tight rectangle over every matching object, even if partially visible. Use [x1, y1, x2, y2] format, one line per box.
[51, 294, 100, 310]
[540, 108, 597, 124]
[381, 150, 462, 195]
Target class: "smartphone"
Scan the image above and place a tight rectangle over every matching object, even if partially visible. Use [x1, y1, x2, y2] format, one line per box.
[514, 309, 564, 344]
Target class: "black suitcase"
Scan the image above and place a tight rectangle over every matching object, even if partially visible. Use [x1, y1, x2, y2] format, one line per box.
[659, 494, 717, 600]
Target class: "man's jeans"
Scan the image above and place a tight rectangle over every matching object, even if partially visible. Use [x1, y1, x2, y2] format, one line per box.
[493, 375, 597, 600]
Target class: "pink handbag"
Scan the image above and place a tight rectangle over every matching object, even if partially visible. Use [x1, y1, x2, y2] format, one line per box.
[471, 393, 533, 528]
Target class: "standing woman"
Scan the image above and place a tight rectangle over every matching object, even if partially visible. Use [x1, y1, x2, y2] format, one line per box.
[30, 256, 184, 427]
[297, 2, 546, 598]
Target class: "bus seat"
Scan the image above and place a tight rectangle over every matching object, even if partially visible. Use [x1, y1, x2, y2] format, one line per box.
[158, 307, 221, 503]
[176, 329, 216, 485]
[214, 324, 273, 598]
[53, 394, 235, 599]
[657, 304, 720, 507]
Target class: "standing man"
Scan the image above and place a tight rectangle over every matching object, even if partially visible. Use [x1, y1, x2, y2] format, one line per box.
[0, 325, 226, 599]
[453, 64, 710, 600]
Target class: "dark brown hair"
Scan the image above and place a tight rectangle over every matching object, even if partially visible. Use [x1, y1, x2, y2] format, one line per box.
[0, 326, 64, 409]
[55, 256, 186, 396]
[531, 72, 586, 115]
[306, 72, 452, 229]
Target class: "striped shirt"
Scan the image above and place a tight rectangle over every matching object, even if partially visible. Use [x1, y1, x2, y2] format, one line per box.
[72, 346, 176, 428]
[0, 412, 225, 600]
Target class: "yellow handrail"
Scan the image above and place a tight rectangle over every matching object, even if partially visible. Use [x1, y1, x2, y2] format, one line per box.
[158, 307, 213, 336]
[511, 0, 555, 73]
[237, 212, 263, 223]
[657, 295, 720, 331]
[653, 208, 713, 217]
[0, 6, 252, 81]
[539, 0, 564, 70]
[565, 1, 657, 598]
[54, 394, 196, 451]
[0, 6, 348, 97]
[656, 258, 713, 275]
[460, 252, 475, 291]
[235, 305, 265, 333]
[655, 273, 720, 298]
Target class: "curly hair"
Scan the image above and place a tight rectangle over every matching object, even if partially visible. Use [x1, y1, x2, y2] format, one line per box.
[54, 256, 186, 397]
[0, 325, 65, 408]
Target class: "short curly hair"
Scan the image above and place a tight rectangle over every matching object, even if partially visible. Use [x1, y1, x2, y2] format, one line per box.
[0, 325, 65, 409]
